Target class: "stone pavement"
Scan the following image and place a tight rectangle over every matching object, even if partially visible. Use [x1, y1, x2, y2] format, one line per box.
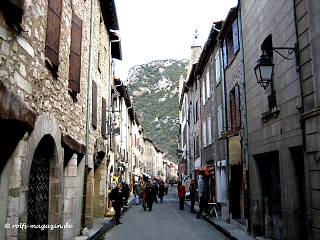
[74, 196, 135, 240]
[170, 185, 255, 240]
[102, 188, 227, 240]
[183, 200, 255, 240]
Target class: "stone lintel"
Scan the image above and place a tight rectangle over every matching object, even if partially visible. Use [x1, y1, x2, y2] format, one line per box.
[0, 80, 36, 131]
[61, 133, 86, 156]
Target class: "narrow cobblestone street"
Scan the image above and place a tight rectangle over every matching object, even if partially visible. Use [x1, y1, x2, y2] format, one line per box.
[101, 187, 227, 240]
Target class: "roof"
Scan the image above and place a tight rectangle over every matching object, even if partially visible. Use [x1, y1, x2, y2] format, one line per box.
[110, 32, 122, 60]
[99, 0, 119, 31]
[99, 0, 122, 60]
[114, 78, 134, 121]
[196, 21, 223, 77]
[218, 6, 238, 40]
[186, 63, 198, 87]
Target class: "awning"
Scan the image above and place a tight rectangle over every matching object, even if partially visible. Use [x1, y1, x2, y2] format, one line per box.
[195, 165, 215, 176]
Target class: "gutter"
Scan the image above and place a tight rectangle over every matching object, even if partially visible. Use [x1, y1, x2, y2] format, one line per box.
[85, 0, 95, 167]
[238, 0, 251, 230]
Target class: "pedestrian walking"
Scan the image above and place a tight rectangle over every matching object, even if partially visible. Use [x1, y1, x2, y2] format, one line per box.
[122, 183, 130, 207]
[152, 180, 159, 203]
[109, 184, 123, 225]
[196, 174, 208, 219]
[189, 179, 197, 213]
[158, 181, 165, 203]
[141, 182, 147, 211]
[177, 181, 186, 210]
[145, 181, 154, 211]
[164, 181, 169, 195]
[134, 182, 142, 205]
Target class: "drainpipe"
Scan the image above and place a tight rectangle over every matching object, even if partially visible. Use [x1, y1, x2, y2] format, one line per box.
[85, 0, 95, 167]
[292, 0, 305, 148]
[238, 0, 251, 231]
[220, 44, 230, 222]
[292, 0, 311, 237]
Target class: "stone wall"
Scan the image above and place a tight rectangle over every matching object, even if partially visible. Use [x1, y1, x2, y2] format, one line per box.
[295, 0, 320, 239]
[0, 0, 115, 238]
[241, 0, 304, 238]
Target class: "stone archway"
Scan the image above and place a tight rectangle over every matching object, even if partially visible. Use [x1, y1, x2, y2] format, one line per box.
[27, 134, 56, 240]
[20, 114, 63, 240]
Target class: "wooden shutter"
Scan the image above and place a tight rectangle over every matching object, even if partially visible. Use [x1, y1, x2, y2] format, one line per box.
[45, 0, 62, 70]
[217, 105, 223, 137]
[235, 85, 241, 129]
[101, 97, 107, 138]
[92, 81, 97, 129]
[215, 51, 221, 84]
[230, 90, 236, 130]
[223, 40, 228, 68]
[232, 20, 239, 54]
[69, 11, 82, 93]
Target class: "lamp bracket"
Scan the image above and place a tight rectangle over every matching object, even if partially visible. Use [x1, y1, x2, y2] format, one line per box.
[271, 44, 300, 71]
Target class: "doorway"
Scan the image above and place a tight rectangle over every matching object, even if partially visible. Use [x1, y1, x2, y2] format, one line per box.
[255, 151, 282, 239]
[27, 135, 56, 240]
[230, 164, 242, 220]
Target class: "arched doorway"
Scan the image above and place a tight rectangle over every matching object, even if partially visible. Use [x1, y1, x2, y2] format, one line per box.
[27, 135, 56, 240]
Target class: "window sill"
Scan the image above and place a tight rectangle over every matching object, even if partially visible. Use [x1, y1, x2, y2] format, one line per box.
[261, 106, 280, 122]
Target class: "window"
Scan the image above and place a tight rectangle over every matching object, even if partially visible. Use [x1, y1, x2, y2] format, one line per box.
[217, 105, 223, 137]
[101, 98, 107, 139]
[222, 18, 239, 68]
[261, 35, 277, 110]
[194, 100, 199, 124]
[207, 116, 212, 145]
[206, 70, 210, 99]
[69, 11, 82, 95]
[196, 136, 200, 158]
[202, 80, 206, 105]
[232, 20, 239, 53]
[229, 84, 241, 130]
[45, 0, 62, 74]
[215, 51, 221, 84]
[202, 120, 207, 147]
[0, 0, 24, 32]
[193, 138, 196, 160]
[92, 81, 97, 129]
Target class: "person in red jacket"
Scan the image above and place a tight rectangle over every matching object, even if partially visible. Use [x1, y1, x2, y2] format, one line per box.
[177, 181, 186, 210]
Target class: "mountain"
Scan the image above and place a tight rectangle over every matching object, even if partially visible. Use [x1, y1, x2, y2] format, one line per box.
[127, 59, 189, 163]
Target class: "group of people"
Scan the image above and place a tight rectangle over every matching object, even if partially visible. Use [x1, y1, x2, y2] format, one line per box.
[108, 179, 170, 224]
[134, 179, 169, 211]
[177, 175, 210, 219]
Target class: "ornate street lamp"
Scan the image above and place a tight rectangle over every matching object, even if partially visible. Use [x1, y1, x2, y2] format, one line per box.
[254, 54, 274, 89]
[254, 44, 300, 89]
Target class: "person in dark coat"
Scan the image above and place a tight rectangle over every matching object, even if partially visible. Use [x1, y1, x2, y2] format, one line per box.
[145, 181, 154, 211]
[196, 174, 208, 219]
[177, 181, 186, 210]
[122, 183, 130, 207]
[109, 184, 123, 225]
[158, 181, 165, 203]
[152, 180, 159, 203]
[189, 179, 197, 213]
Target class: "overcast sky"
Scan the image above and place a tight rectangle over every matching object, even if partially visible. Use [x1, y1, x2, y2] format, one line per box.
[115, 0, 238, 80]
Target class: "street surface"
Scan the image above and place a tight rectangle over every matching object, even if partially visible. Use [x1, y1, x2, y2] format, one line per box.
[101, 187, 228, 240]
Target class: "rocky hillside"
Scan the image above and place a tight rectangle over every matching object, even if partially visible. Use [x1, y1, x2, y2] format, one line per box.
[127, 59, 188, 162]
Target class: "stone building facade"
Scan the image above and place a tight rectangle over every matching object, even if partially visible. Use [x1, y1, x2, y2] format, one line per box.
[294, 0, 320, 239]
[0, 0, 120, 239]
[240, 0, 306, 239]
[218, 7, 249, 225]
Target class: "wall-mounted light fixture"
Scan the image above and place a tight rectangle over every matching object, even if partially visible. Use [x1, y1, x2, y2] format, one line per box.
[254, 44, 299, 89]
